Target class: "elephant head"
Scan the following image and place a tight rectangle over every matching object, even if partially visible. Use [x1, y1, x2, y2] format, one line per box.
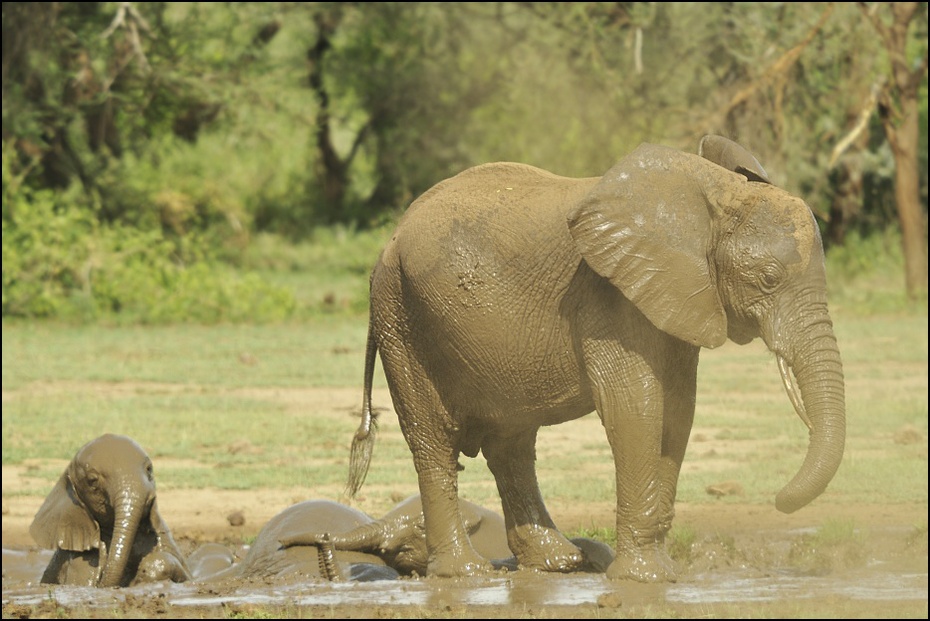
[567, 137, 845, 513]
[29, 434, 190, 587]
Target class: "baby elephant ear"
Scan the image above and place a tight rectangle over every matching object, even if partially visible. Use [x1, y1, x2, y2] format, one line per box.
[698, 135, 771, 184]
[567, 142, 727, 348]
[29, 471, 100, 552]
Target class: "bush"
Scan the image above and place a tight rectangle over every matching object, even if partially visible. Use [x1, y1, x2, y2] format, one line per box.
[2, 148, 295, 324]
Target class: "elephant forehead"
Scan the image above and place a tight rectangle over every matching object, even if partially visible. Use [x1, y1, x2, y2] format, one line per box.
[742, 188, 816, 273]
[77, 434, 149, 466]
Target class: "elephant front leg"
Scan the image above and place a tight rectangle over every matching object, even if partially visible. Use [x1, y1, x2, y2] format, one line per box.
[483, 430, 583, 572]
[591, 363, 680, 582]
[656, 345, 700, 536]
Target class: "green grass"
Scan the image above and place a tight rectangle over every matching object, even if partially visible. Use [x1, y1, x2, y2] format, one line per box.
[2, 307, 926, 508]
[0, 317, 381, 390]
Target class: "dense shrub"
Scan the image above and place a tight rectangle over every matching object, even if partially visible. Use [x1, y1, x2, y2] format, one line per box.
[2, 150, 295, 324]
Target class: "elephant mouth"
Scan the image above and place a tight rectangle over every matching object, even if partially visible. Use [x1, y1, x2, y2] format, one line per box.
[777, 355, 812, 431]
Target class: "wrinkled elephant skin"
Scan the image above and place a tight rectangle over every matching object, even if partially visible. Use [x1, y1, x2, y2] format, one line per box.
[345, 136, 846, 582]
[29, 434, 191, 587]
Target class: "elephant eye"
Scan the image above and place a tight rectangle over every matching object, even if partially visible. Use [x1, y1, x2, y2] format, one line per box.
[85, 471, 100, 488]
[758, 265, 781, 293]
[145, 461, 154, 482]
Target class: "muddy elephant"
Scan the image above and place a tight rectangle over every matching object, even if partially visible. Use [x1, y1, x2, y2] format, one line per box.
[279, 495, 513, 576]
[345, 136, 846, 582]
[197, 499, 399, 583]
[30, 434, 191, 587]
[273, 495, 613, 577]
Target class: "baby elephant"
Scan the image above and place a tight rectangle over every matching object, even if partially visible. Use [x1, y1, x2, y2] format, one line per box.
[196, 499, 399, 583]
[279, 495, 615, 576]
[29, 434, 190, 587]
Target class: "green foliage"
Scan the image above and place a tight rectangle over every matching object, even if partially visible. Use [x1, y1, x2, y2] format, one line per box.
[1, 183, 95, 318]
[2, 144, 295, 324]
[1, 3, 926, 324]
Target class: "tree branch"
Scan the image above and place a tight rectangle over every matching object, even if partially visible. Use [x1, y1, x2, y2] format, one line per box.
[829, 79, 884, 168]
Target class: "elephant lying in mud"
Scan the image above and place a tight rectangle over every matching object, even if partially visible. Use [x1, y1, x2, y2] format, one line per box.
[197, 495, 614, 582]
[199, 499, 399, 582]
[30, 434, 191, 587]
[345, 135, 846, 582]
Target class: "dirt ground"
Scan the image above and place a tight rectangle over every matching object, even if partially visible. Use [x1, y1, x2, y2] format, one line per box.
[2, 386, 928, 619]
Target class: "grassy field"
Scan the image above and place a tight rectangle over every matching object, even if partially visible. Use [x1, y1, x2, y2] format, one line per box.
[2, 302, 926, 511]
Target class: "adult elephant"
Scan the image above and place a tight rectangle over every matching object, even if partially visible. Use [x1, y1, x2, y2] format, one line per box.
[345, 136, 846, 582]
[30, 434, 190, 587]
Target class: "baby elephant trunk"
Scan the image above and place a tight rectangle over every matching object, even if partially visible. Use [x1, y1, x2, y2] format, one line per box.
[97, 490, 147, 588]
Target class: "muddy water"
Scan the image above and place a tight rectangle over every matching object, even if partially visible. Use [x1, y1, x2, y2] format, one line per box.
[3, 543, 926, 614]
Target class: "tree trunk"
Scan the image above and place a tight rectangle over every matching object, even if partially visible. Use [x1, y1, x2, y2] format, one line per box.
[862, 1, 929, 298]
[884, 95, 928, 297]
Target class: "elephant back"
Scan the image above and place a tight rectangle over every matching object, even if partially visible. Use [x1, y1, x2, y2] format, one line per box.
[236, 500, 384, 579]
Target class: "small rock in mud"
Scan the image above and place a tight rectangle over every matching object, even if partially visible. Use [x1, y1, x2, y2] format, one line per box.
[227, 510, 246, 527]
[597, 591, 624, 608]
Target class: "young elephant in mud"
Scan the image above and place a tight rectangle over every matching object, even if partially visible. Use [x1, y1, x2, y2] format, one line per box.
[29, 434, 191, 587]
[195, 495, 612, 582]
[196, 499, 400, 583]
[278, 495, 615, 577]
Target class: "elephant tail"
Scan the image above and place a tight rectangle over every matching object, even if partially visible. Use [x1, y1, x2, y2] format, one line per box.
[344, 318, 380, 499]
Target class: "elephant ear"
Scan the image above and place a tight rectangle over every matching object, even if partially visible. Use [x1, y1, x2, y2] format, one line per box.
[567, 142, 727, 348]
[698, 135, 771, 184]
[29, 470, 101, 552]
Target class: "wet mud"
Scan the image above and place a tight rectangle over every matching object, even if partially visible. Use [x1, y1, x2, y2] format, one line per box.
[3, 519, 927, 619]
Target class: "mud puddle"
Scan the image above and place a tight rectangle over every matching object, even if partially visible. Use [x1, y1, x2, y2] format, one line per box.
[3, 547, 926, 611]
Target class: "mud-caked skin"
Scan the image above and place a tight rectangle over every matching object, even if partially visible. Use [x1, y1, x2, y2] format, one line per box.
[30, 434, 191, 587]
[346, 136, 846, 582]
[279, 495, 511, 576]
[195, 499, 399, 583]
[277, 495, 614, 576]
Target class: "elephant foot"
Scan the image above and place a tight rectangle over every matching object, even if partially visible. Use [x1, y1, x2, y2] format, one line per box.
[133, 550, 191, 585]
[606, 544, 679, 583]
[427, 549, 494, 578]
[509, 525, 584, 573]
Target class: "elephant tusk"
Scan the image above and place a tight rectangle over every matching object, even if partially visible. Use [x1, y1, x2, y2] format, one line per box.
[778, 355, 812, 431]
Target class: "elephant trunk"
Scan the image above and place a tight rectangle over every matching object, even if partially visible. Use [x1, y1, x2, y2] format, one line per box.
[329, 521, 385, 550]
[774, 313, 846, 514]
[97, 490, 147, 587]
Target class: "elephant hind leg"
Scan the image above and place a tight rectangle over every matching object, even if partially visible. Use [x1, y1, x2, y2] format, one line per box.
[482, 430, 583, 572]
[380, 347, 491, 577]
